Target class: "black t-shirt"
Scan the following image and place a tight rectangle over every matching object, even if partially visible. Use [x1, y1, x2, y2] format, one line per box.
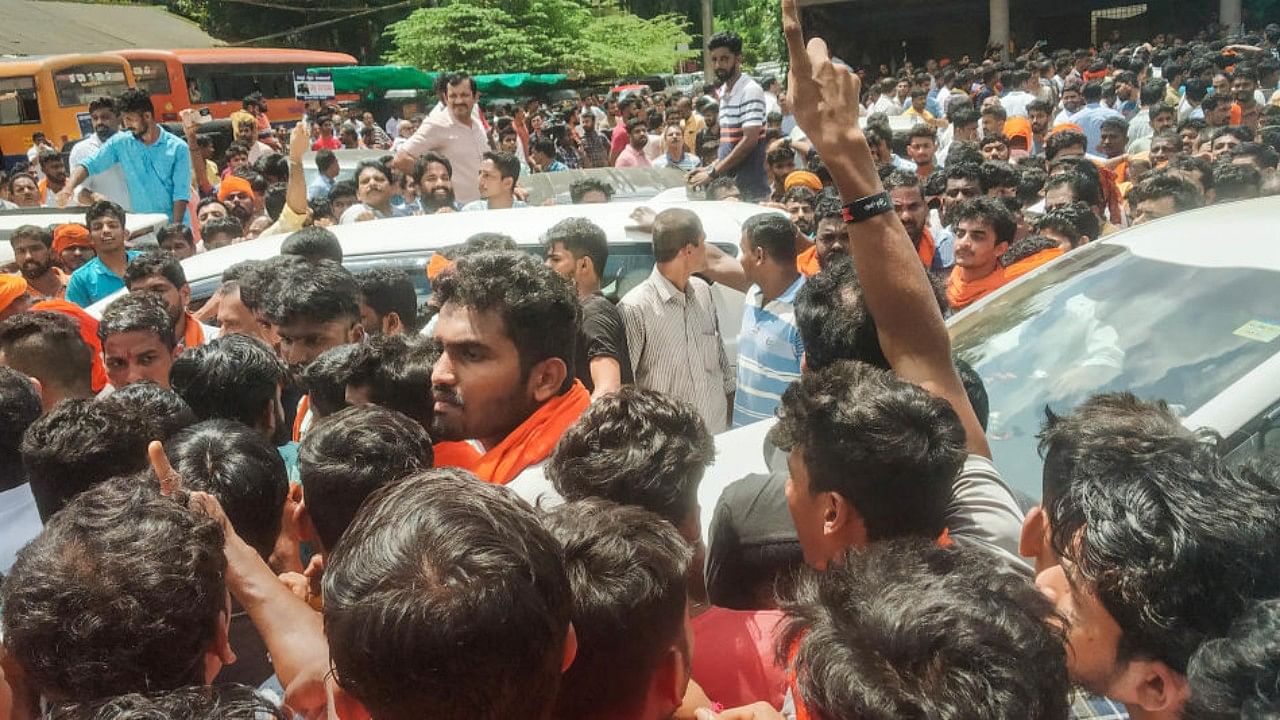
[575, 293, 634, 392]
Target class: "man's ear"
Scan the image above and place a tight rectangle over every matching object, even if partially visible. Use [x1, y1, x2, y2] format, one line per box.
[1020, 505, 1047, 559]
[382, 312, 403, 336]
[180, 284, 192, 309]
[527, 357, 569, 404]
[561, 622, 578, 673]
[349, 323, 365, 344]
[825, 492, 868, 549]
[1120, 659, 1191, 715]
[655, 645, 690, 709]
[289, 483, 318, 545]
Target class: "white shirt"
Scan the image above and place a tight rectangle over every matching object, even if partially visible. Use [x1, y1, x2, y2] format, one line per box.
[871, 94, 903, 116]
[69, 133, 133, 210]
[1000, 90, 1036, 118]
[0, 483, 43, 574]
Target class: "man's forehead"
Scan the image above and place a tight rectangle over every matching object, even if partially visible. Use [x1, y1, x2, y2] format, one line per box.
[437, 303, 511, 345]
[105, 331, 166, 354]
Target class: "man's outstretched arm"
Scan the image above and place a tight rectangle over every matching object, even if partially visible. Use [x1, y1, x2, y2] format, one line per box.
[780, 0, 990, 459]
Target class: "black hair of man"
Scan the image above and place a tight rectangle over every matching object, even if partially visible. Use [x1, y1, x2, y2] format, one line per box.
[1166, 154, 1216, 191]
[549, 386, 714, 533]
[742, 212, 799, 264]
[1100, 116, 1130, 136]
[1016, 166, 1047, 207]
[543, 217, 609, 282]
[544, 498, 693, 720]
[322, 468, 572, 720]
[165, 419, 287, 560]
[264, 182, 287, 221]
[0, 367, 40, 490]
[531, 137, 557, 158]
[947, 196, 1017, 246]
[2, 476, 225, 702]
[343, 334, 437, 430]
[1130, 173, 1204, 213]
[85, 199, 126, 228]
[170, 333, 287, 431]
[1213, 125, 1255, 143]
[0, 311, 92, 403]
[1039, 393, 1280, 674]
[1138, 79, 1167, 107]
[981, 104, 1008, 122]
[705, 175, 741, 200]
[483, 150, 521, 183]
[329, 179, 357, 203]
[1185, 597, 1280, 720]
[772, 360, 965, 541]
[1036, 201, 1100, 246]
[1231, 141, 1280, 169]
[301, 343, 359, 419]
[353, 159, 392, 188]
[262, 258, 359, 328]
[950, 107, 981, 130]
[280, 226, 343, 264]
[20, 398, 150, 521]
[46, 684, 287, 720]
[298, 404, 432, 551]
[97, 380, 196, 443]
[87, 96, 116, 115]
[980, 160, 1020, 193]
[433, 250, 579, 395]
[781, 185, 818, 208]
[569, 178, 614, 203]
[1046, 170, 1105, 209]
[1082, 79, 1104, 103]
[115, 87, 154, 117]
[411, 151, 452, 183]
[314, 148, 338, 174]
[980, 133, 1010, 151]
[907, 124, 937, 143]
[8, 223, 53, 250]
[201, 217, 242, 247]
[1045, 130, 1088, 161]
[256, 154, 289, 186]
[1000, 234, 1060, 267]
[1026, 98, 1053, 117]
[124, 250, 187, 292]
[779, 539, 1070, 720]
[356, 267, 419, 334]
[156, 223, 193, 248]
[945, 141, 984, 168]
[443, 70, 478, 95]
[796, 257, 891, 371]
[707, 31, 743, 55]
[1212, 162, 1262, 201]
[651, 207, 704, 263]
[98, 292, 177, 350]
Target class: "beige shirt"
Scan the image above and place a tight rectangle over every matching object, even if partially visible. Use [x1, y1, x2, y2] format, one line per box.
[398, 108, 490, 204]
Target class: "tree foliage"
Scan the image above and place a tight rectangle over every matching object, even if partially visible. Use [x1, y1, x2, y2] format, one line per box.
[383, 0, 695, 78]
[714, 0, 783, 66]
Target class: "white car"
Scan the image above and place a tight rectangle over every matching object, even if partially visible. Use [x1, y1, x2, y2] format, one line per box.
[699, 197, 1280, 522]
[87, 201, 781, 367]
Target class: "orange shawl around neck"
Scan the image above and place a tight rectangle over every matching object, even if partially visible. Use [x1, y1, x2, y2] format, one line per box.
[946, 265, 1008, 310]
[472, 380, 590, 485]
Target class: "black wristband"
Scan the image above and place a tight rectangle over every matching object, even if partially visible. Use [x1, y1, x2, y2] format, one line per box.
[841, 191, 892, 224]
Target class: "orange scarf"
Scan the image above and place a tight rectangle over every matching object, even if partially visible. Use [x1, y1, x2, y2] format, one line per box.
[1004, 247, 1064, 280]
[30, 299, 109, 393]
[181, 311, 206, 350]
[946, 265, 1008, 311]
[796, 245, 821, 277]
[292, 395, 311, 443]
[25, 267, 68, 301]
[917, 227, 936, 270]
[472, 380, 590, 485]
[433, 441, 481, 471]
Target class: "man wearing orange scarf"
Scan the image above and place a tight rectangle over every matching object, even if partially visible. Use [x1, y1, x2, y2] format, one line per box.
[431, 250, 589, 486]
[885, 170, 954, 276]
[946, 197, 1015, 311]
[123, 252, 218, 351]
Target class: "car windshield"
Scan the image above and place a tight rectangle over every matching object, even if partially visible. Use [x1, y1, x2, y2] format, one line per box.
[951, 243, 1280, 499]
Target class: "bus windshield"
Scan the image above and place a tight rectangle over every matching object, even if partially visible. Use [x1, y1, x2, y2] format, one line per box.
[53, 64, 131, 107]
[129, 60, 173, 96]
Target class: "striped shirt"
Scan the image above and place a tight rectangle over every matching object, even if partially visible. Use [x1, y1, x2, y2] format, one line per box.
[733, 276, 804, 427]
[717, 74, 769, 200]
[620, 266, 734, 434]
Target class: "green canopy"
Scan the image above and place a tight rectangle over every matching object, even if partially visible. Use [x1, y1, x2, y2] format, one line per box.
[308, 65, 569, 99]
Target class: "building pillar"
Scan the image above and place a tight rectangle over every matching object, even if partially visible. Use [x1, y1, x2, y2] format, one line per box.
[1220, 0, 1242, 34]
[988, 0, 1010, 59]
[702, 0, 715, 84]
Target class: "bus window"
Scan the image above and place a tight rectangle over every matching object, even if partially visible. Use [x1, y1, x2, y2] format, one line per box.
[0, 77, 40, 125]
[130, 60, 173, 96]
[53, 64, 131, 107]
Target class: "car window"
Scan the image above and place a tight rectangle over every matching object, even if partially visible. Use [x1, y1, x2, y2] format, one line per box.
[951, 243, 1280, 499]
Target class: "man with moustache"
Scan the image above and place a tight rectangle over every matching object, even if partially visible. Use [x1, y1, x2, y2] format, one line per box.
[58, 89, 190, 223]
[67, 97, 133, 210]
[414, 152, 460, 214]
[688, 32, 768, 201]
[884, 170, 954, 276]
[8, 226, 68, 301]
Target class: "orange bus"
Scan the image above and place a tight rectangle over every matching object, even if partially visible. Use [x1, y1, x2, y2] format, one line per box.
[1, 54, 135, 166]
[112, 48, 358, 124]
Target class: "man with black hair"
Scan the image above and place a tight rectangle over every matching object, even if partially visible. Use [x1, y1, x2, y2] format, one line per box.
[1229, 140, 1280, 176]
[542, 217, 633, 398]
[884, 170, 955, 276]
[570, 177, 614, 204]
[1232, 66, 1263, 130]
[1026, 393, 1280, 718]
[354, 267, 418, 336]
[781, 539, 1070, 720]
[1073, 80, 1122, 154]
[688, 32, 768, 201]
[9, 224, 67, 301]
[201, 216, 242, 251]
[300, 343, 359, 420]
[1044, 170, 1115, 233]
[66, 96, 132, 209]
[980, 160, 1020, 198]
[1129, 173, 1203, 224]
[1098, 116, 1130, 159]
[308, 148, 339, 202]
[941, 162, 983, 222]
[946, 196, 1016, 310]
[0, 311, 94, 412]
[412, 151, 459, 213]
[462, 151, 526, 211]
[733, 213, 804, 426]
[980, 104, 1007, 141]
[905, 124, 940, 179]
[0, 367, 41, 573]
[1035, 201, 1100, 250]
[1027, 98, 1053, 154]
[1045, 129, 1089, 162]
[1213, 161, 1262, 201]
[621, 208, 733, 433]
[65, 201, 140, 307]
[431, 250, 587, 485]
[322, 469, 575, 720]
[807, 193, 847, 272]
[44, 684, 286, 720]
[58, 88, 191, 222]
[392, 72, 489, 205]
[98, 291, 180, 389]
[979, 134, 1010, 162]
[543, 499, 694, 720]
[326, 178, 358, 222]
[1163, 154, 1216, 199]
[169, 333, 290, 447]
[1185, 598, 1280, 719]
[125, 252, 218, 350]
[615, 119, 653, 169]
[156, 223, 196, 259]
[1000, 234, 1064, 280]
[1, 477, 233, 702]
[280, 225, 343, 264]
[97, 381, 196, 443]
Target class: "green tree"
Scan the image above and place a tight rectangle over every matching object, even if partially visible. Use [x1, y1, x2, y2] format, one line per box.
[714, 0, 783, 67]
[384, 4, 552, 72]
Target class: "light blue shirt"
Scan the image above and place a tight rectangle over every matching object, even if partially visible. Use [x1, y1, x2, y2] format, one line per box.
[733, 275, 805, 428]
[307, 173, 335, 202]
[78, 128, 191, 219]
[461, 199, 529, 212]
[1069, 103, 1122, 157]
[65, 250, 142, 308]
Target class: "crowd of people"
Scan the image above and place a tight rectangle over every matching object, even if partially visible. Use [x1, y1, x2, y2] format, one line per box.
[2, 3, 1280, 720]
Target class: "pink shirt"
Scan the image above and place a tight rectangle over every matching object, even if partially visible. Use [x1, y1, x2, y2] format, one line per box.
[399, 108, 490, 204]
[614, 144, 651, 168]
[691, 608, 788, 710]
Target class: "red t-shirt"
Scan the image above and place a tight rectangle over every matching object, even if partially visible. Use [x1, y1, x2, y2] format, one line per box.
[691, 608, 788, 710]
[610, 122, 630, 158]
[311, 136, 342, 151]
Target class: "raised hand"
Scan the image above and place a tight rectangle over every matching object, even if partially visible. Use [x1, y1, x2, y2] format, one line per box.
[781, 0, 864, 157]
